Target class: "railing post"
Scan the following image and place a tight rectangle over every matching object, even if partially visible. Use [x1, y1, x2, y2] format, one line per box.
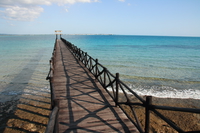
[78, 48, 81, 60]
[50, 81, 54, 109]
[89, 57, 92, 71]
[81, 51, 84, 62]
[75, 46, 78, 56]
[85, 52, 87, 67]
[104, 68, 107, 88]
[95, 59, 98, 78]
[145, 96, 152, 133]
[115, 73, 119, 106]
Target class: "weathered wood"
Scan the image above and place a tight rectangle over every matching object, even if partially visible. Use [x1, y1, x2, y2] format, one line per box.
[145, 96, 152, 133]
[45, 106, 59, 133]
[50, 40, 139, 133]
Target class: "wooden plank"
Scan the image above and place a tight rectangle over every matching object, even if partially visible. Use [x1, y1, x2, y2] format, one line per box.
[51, 40, 139, 133]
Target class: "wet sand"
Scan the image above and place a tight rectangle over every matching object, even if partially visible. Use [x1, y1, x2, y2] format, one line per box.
[0, 88, 51, 133]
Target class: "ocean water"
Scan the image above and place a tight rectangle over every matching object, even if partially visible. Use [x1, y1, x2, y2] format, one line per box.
[63, 35, 200, 99]
[0, 35, 200, 101]
[0, 35, 54, 102]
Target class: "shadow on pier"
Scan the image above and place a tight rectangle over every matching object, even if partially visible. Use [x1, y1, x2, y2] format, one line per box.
[47, 40, 138, 132]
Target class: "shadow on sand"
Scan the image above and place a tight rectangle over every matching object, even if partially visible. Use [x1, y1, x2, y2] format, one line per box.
[0, 49, 51, 132]
[2, 88, 51, 133]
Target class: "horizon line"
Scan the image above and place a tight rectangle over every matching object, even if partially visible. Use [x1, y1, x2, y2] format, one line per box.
[0, 33, 200, 37]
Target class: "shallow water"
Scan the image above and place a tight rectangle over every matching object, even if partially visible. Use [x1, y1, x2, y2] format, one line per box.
[0, 35, 53, 102]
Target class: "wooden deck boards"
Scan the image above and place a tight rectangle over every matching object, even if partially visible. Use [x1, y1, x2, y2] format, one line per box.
[52, 40, 139, 133]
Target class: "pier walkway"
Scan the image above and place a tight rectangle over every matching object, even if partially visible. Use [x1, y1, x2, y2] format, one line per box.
[48, 39, 139, 132]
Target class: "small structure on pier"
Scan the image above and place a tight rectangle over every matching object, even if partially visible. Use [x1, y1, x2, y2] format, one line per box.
[55, 30, 62, 39]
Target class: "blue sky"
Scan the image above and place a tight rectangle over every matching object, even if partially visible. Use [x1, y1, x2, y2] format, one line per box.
[0, 0, 200, 36]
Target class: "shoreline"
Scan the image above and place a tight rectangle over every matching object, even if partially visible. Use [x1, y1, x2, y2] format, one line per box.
[118, 94, 200, 133]
[151, 96, 200, 108]
[1, 90, 199, 132]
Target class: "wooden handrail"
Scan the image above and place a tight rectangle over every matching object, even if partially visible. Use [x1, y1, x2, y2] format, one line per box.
[45, 39, 59, 133]
[45, 106, 59, 133]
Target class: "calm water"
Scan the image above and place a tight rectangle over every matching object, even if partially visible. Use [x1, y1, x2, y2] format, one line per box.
[0, 35, 54, 102]
[0, 35, 200, 101]
[63, 35, 200, 99]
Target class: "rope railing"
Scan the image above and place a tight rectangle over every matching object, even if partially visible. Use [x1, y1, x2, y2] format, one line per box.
[61, 37, 200, 133]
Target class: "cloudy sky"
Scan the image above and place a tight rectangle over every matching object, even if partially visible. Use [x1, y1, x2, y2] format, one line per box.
[0, 0, 200, 36]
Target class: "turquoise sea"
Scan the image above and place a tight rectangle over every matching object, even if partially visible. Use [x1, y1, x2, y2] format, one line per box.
[63, 35, 200, 99]
[0, 35, 200, 102]
[0, 35, 54, 103]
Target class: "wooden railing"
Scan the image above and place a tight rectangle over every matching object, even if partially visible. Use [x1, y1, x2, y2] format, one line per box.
[46, 39, 59, 133]
[60, 37, 200, 133]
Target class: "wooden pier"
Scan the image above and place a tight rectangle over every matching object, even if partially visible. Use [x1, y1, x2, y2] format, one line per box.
[46, 39, 139, 132]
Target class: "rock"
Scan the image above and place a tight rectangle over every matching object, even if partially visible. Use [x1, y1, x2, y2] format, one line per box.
[23, 123, 37, 132]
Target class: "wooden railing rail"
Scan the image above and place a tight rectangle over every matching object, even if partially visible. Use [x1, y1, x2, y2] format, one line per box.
[60, 37, 200, 133]
[46, 39, 59, 133]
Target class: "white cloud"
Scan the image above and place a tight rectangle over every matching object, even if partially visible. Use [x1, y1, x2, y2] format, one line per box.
[0, 0, 99, 21]
[52, 0, 99, 6]
[118, 0, 125, 2]
[0, 0, 98, 6]
[0, 6, 43, 21]
[0, 0, 51, 7]
[65, 8, 69, 12]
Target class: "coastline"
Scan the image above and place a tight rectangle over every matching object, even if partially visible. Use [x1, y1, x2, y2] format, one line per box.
[1, 90, 199, 132]
[1, 89, 199, 133]
[119, 94, 200, 133]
